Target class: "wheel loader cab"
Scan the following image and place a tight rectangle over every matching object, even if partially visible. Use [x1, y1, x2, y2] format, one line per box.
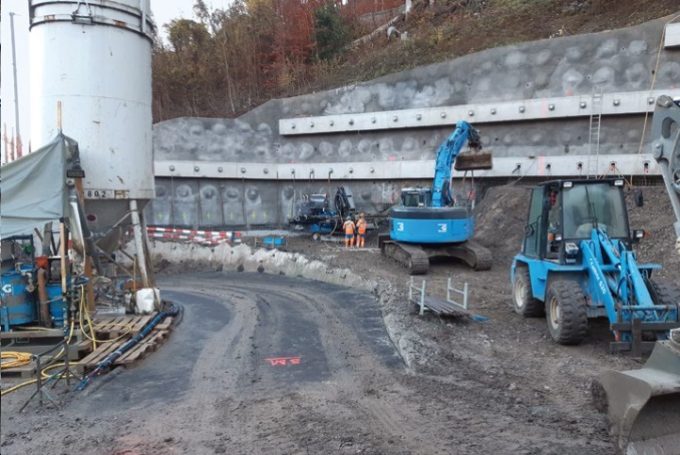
[522, 179, 631, 264]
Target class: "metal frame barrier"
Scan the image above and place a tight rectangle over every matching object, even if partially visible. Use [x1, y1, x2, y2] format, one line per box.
[446, 277, 469, 311]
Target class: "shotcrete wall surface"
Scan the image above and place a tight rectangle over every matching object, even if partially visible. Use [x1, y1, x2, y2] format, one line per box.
[149, 17, 679, 228]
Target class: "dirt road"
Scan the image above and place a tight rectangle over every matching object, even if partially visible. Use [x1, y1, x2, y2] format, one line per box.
[1, 271, 620, 454]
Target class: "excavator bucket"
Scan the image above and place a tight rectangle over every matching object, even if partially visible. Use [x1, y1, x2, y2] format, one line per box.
[454, 150, 493, 171]
[592, 330, 680, 453]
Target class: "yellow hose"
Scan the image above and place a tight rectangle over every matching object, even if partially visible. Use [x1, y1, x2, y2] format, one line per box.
[78, 284, 132, 346]
[1, 318, 77, 397]
[0, 379, 37, 396]
[1, 287, 133, 397]
[1, 352, 33, 369]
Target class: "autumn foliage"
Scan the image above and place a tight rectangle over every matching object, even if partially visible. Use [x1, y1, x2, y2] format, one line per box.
[152, 0, 364, 121]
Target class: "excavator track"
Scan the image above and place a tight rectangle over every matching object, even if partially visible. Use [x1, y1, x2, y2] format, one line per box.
[425, 240, 493, 271]
[380, 240, 430, 275]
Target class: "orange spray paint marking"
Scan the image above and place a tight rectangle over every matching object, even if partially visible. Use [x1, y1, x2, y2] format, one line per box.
[265, 356, 302, 366]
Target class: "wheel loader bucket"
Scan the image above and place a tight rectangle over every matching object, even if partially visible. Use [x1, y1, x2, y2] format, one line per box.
[454, 151, 493, 171]
[593, 335, 680, 453]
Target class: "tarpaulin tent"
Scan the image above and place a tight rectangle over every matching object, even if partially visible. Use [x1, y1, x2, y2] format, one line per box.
[1, 134, 78, 238]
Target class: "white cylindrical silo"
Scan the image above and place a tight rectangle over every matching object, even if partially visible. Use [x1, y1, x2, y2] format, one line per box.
[29, 0, 154, 239]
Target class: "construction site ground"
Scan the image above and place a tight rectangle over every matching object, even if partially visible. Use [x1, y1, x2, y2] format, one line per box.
[1, 184, 678, 454]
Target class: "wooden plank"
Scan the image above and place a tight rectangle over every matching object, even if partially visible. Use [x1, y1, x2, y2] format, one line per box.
[116, 330, 165, 363]
[131, 315, 153, 333]
[1, 362, 37, 378]
[116, 330, 168, 366]
[154, 317, 173, 331]
[420, 296, 469, 317]
[93, 316, 121, 334]
[0, 328, 65, 340]
[107, 317, 135, 337]
[78, 338, 127, 368]
[75, 339, 95, 356]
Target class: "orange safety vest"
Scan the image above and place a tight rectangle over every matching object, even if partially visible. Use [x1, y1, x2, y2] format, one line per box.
[343, 220, 356, 235]
[356, 219, 367, 235]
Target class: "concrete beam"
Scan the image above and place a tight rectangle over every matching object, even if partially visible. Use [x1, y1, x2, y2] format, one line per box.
[279, 89, 680, 136]
[155, 153, 659, 180]
[665, 22, 680, 48]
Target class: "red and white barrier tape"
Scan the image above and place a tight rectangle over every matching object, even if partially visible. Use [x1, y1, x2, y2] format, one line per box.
[146, 227, 242, 246]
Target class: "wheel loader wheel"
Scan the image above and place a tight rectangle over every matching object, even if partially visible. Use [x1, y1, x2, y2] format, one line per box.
[545, 280, 588, 345]
[512, 267, 544, 317]
[648, 279, 680, 314]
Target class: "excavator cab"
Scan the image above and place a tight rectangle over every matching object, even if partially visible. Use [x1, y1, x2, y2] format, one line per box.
[400, 188, 431, 207]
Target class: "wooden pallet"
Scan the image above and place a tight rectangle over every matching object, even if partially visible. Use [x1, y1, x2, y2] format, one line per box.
[92, 314, 155, 339]
[116, 330, 169, 366]
[79, 313, 174, 371]
[1, 362, 37, 378]
[2, 312, 175, 377]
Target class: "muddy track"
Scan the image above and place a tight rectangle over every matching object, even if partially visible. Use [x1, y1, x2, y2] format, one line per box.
[1, 272, 618, 454]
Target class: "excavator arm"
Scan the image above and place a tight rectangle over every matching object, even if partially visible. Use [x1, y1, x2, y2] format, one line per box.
[334, 186, 356, 221]
[430, 121, 482, 207]
[650, 95, 680, 254]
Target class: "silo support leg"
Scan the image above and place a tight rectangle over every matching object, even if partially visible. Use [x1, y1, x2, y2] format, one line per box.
[130, 199, 152, 290]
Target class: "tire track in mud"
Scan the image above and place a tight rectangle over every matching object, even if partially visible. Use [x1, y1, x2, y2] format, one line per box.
[158, 272, 432, 454]
[0, 271, 618, 454]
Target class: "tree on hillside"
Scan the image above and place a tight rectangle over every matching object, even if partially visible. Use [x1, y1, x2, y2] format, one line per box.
[314, 2, 350, 60]
[151, 0, 365, 121]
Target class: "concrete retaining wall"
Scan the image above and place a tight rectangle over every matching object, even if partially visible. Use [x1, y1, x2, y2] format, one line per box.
[147, 16, 679, 228]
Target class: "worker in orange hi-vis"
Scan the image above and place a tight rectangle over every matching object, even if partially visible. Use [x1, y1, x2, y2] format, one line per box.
[343, 216, 356, 248]
[356, 213, 367, 248]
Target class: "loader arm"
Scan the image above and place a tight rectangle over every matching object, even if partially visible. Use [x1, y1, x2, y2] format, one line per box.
[580, 228, 675, 342]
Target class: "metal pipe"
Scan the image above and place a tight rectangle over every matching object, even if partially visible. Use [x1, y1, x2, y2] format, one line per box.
[129, 199, 150, 288]
[9, 12, 22, 158]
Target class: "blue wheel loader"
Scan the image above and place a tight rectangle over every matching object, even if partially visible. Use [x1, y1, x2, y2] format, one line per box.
[511, 178, 680, 354]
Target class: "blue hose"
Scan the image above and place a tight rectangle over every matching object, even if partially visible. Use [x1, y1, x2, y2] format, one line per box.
[76, 302, 179, 391]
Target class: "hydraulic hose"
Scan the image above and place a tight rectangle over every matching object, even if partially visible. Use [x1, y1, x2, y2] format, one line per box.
[76, 302, 179, 391]
[0, 319, 76, 397]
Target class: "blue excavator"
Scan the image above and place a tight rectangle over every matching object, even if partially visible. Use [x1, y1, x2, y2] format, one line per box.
[379, 121, 492, 274]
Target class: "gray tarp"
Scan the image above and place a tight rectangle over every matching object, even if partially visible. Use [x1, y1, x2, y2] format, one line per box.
[1, 134, 75, 238]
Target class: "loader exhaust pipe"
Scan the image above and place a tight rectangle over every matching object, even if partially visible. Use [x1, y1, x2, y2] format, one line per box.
[593, 329, 680, 453]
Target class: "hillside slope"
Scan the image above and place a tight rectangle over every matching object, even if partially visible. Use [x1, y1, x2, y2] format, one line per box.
[152, 0, 679, 121]
[329, 0, 679, 90]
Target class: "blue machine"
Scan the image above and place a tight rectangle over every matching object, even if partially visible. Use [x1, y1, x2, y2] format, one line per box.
[47, 282, 65, 328]
[0, 270, 37, 330]
[262, 236, 287, 250]
[290, 186, 357, 240]
[380, 120, 492, 274]
[511, 178, 680, 354]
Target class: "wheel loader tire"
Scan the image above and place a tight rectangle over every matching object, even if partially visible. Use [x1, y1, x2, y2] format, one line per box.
[648, 279, 680, 313]
[512, 267, 544, 317]
[545, 280, 588, 345]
